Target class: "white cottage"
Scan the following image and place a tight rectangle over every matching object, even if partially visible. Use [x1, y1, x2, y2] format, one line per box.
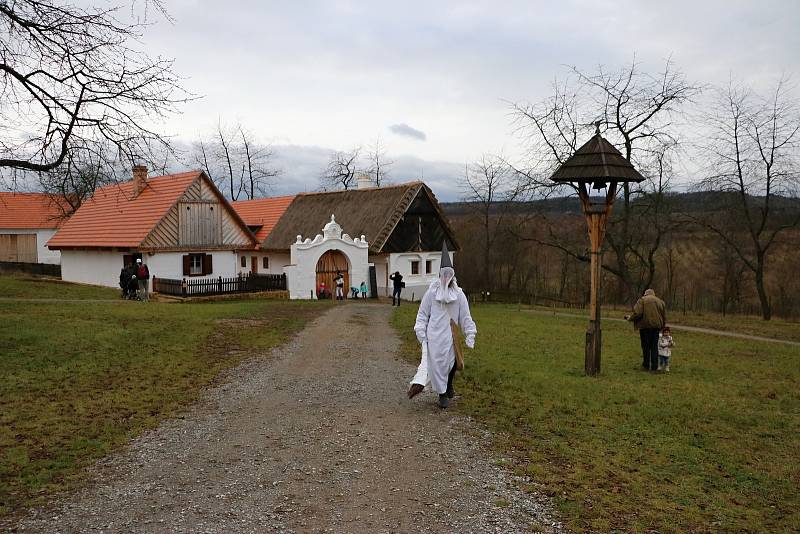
[234, 181, 459, 300]
[0, 192, 68, 264]
[47, 166, 258, 288]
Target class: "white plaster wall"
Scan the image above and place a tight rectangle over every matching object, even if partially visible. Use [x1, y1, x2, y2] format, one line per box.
[387, 251, 452, 302]
[147, 250, 239, 282]
[60, 249, 240, 288]
[0, 228, 61, 264]
[235, 252, 291, 276]
[288, 239, 368, 300]
[61, 249, 127, 287]
[370, 255, 389, 297]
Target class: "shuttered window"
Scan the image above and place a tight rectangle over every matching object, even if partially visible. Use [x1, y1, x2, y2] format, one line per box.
[262, 257, 269, 270]
[182, 253, 213, 276]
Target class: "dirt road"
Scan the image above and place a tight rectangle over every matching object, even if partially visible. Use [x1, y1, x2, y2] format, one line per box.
[8, 303, 563, 533]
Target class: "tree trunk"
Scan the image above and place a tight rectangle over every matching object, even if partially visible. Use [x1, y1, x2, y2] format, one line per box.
[755, 254, 772, 320]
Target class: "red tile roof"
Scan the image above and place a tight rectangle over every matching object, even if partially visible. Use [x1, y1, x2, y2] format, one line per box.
[0, 192, 70, 229]
[47, 171, 202, 248]
[231, 195, 295, 242]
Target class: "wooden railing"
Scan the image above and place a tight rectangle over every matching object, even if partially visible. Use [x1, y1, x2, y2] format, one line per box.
[152, 273, 286, 297]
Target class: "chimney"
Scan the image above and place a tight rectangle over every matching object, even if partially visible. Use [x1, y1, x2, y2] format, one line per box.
[356, 173, 373, 190]
[132, 164, 148, 196]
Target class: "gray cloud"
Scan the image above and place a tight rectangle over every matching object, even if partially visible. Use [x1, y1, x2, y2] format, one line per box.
[388, 123, 427, 141]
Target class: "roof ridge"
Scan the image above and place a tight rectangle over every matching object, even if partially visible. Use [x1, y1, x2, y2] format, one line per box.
[296, 181, 421, 197]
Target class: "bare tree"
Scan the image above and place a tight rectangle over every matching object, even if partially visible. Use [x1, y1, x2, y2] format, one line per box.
[509, 58, 701, 301]
[319, 147, 361, 190]
[460, 154, 517, 292]
[365, 137, 393, 187]
[192, 122, 280, 200]
[0, 0, 188, 188]
[694, 78, 800, 320]
[239, 126, 279, 199]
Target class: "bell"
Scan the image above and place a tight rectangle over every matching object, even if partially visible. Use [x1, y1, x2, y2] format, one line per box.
[592, 180, 607, 191]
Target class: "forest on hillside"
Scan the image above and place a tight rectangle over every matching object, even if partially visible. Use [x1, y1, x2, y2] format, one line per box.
[445, 193, 800, 319]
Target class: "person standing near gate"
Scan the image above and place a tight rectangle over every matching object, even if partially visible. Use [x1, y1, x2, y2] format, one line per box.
[135, 258, 150, 301]
[625, 288, 666, 371]
[334, 271, 345, 301]
[389, 271, 403, 306]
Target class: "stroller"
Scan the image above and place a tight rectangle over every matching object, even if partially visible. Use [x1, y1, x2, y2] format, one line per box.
[121, 273, 140, 300]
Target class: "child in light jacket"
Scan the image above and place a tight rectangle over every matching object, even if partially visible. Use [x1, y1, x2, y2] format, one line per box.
[658, 326, 675, 372]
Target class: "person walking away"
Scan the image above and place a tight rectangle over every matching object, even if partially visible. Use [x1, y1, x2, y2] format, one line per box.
[360, 280, 368, 299]
[412, 242, 476, 408]
[658, 326, 675, 372]
[335, 271, 345, 301]
[135, 258, 150, 302]
[119, 263, 132, 298]
[625, 288, 666, 371]
[389, 271, 403, 306]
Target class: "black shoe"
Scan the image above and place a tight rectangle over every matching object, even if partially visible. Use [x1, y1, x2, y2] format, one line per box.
[446, 386, 455, 399]
[438, 394, 449, 409]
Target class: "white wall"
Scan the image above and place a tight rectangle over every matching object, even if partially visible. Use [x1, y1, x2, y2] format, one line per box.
[235, 252, 291, 276]
[147, 250, 239, 282]
[61, 249, 127, 287]
[60, 249, 240, 288]
[286, 216, 370, 300]
[386, 251, 452, 302]
[0, 228, 61, 264]
[371, 255, 389, 297]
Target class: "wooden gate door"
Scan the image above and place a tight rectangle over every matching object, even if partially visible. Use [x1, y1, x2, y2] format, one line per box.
[316, 250, 349, 298]
[0, 234, 37, 263]
[250, 256, 258, 274]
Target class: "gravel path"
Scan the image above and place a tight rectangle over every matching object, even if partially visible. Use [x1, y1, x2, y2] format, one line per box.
[6, 302, 564, 533]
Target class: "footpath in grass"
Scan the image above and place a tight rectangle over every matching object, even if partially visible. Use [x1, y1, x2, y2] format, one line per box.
[0, 276, 329, 517]
[528, 303, 800, 343]
[393, 304, 800, 533]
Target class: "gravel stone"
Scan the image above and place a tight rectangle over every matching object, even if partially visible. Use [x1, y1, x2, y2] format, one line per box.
[5, 303, 567, 533]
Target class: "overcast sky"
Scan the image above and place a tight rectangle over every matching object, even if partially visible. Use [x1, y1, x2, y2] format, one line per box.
[143, 0, 800, 200]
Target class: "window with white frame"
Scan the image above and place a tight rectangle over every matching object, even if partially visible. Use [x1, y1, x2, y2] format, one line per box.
[190, 254, 204, 275]
[411, 260, 420, 275]
[262, 256, 269, 270]
[425, 260, 433, 274]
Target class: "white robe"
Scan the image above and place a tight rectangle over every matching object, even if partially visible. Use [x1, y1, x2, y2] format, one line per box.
[412, 281, 477, 394]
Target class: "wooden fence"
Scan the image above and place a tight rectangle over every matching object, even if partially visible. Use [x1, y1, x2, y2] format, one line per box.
[153, 273, 286, 297]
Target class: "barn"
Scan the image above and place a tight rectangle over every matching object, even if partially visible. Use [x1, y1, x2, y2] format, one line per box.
[0, 192, 67, 265]
[233, 181, 459, 300]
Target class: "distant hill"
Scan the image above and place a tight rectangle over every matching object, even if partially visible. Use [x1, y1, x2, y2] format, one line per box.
[442, 191, 800, 217]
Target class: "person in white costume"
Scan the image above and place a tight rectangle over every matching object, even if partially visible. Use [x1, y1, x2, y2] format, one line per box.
[410, 243, 477, 408]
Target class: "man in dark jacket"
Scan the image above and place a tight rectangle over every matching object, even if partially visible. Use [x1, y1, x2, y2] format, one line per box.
[389, 271, 403, 306]
[626, 288, 666, 371]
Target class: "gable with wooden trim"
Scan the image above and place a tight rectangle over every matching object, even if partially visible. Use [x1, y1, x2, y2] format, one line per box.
[108, 172, 255, 251]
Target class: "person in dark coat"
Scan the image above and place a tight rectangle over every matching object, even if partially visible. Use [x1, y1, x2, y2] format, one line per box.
[389, 271, 403, 306]
[119, 263, 134, 298]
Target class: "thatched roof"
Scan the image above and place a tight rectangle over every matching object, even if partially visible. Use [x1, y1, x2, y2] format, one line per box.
[550, 133, 645, 183]
[261, 182, 458, 253]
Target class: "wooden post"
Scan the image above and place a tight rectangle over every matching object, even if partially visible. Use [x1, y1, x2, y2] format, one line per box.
[578, 182, 617, 376]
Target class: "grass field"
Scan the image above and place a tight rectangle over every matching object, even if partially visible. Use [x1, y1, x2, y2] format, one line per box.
[0, 275, 329, 516]
[393, 303, 800, 533]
